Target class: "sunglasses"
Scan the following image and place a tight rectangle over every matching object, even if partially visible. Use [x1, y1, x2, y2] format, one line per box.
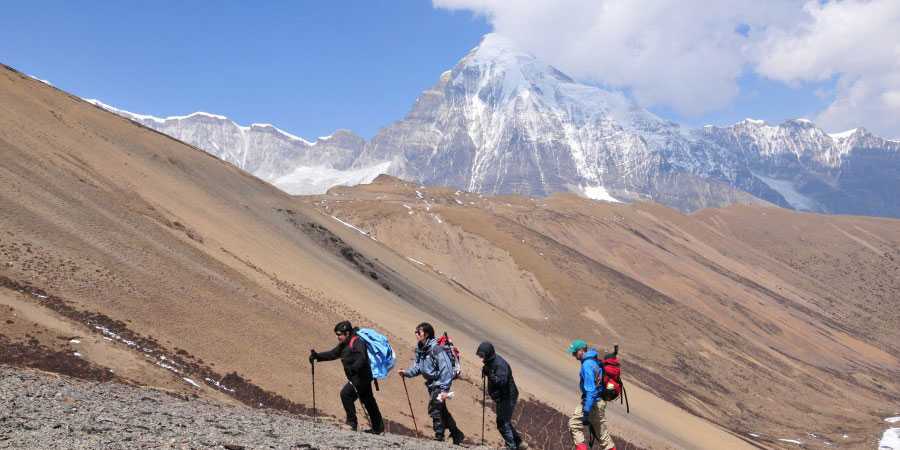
[414, 329, 423, 335]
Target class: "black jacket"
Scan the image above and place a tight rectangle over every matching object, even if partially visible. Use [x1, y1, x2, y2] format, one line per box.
[315, 330, 373, 385]
[478, 342, 518, 401]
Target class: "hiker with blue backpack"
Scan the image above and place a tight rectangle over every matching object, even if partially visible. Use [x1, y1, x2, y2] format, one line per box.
[399, 322, 466, 445]
[309, 320, 391, 435]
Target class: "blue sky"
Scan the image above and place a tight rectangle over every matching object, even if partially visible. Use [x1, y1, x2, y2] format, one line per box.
[0, 2, 856, 139]
[1, 2, 489, 138]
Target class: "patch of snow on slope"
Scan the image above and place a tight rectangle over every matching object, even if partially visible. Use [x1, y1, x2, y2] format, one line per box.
[331, 216, 371, 238]
[582, 185, 622, 203]
[28, 75, 53, 86]
[273, 161, 391, 195]
[753, 173, 816, 211]
[881, 428, 900, 450]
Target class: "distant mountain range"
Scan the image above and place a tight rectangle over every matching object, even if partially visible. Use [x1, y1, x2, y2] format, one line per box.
[87, 33, 900, 218]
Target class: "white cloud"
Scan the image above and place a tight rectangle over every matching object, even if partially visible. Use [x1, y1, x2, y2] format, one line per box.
[434, 0, 795, 115]
[434, 0, 900, 138]
[757, 0, 900, 138]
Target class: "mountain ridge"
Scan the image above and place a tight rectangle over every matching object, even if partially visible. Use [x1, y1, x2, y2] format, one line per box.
[76, 33, 900, 217]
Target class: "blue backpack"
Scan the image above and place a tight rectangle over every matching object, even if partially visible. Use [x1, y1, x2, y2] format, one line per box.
[353, 328, 395, 381]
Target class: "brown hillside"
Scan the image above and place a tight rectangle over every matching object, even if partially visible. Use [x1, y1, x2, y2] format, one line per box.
[0, 65, 747, 449]
[307, 176, 900, 448]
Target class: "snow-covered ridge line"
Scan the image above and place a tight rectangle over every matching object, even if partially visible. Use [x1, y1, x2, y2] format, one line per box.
[828, 128, 859, 140]
[247, 123, 313, 145]
[84, 98, 318, 146]
[28, 75, 53, 86]
[85, 99, 227, 123]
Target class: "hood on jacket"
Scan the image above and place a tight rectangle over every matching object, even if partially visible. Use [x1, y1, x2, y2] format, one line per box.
[476, 341, 495, 361]
[582, 348, 599, 362]
[416, 337, 437, 354]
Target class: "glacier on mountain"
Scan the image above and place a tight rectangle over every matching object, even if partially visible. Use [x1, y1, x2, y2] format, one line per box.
[751, 173, 817, 211]
[273, 161, 391, 195]
[582, 185, 622, 203]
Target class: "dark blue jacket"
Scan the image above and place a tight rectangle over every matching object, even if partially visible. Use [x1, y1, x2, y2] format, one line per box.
[579, 348, 603, 414]
[478, 342, 518, 401]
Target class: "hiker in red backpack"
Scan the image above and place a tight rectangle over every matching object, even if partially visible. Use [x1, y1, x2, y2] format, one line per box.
[567, 339, 616, 450]
[309, 320, 384, 434]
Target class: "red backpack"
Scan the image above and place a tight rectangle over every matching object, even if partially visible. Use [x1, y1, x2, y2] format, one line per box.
[595, 345, 629, 413]
[436, 332, 461, 379]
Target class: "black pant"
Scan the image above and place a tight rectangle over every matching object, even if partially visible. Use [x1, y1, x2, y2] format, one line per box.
[428, 387, 461, 439]
[495, 389, 521, 448]
[339, 381, 383, 432]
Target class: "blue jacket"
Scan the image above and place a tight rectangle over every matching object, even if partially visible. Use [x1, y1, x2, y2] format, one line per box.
[579, 348, 603, 414]
[402, 337, 454, 392]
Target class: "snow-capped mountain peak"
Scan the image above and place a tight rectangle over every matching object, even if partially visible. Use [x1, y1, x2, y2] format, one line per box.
[83, 34, 900, 218]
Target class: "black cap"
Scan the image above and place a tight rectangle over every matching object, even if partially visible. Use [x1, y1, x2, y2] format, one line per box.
[334, 321, 353, 334]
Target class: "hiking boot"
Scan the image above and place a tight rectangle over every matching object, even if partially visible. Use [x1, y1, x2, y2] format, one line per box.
[346, 420, 358, 432]
[363, 428, 383, 435]
[451, 430, 465, 445]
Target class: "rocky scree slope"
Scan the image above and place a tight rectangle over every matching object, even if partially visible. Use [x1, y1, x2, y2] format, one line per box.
[0, 366, 488, 450]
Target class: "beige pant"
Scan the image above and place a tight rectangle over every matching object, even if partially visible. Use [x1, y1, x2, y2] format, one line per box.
[568, 400, 614, 449]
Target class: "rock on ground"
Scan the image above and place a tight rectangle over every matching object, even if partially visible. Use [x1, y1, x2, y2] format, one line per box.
[0, 365, 490, 449]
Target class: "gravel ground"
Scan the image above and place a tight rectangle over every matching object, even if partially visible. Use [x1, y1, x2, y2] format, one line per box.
[0, 366, 490, 449]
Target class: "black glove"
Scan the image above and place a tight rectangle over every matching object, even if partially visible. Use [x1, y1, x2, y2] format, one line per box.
[309, 350, 318, 363]
[580, 413, 590, 426]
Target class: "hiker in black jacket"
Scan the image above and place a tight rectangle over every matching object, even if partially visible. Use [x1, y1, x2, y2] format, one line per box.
[309, 320, 384, 434]
[477, 342, 523, 449]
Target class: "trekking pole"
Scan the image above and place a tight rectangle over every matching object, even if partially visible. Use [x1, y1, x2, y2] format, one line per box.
[311, 360, 317, 422]
[401, 376, 419, 438]
[481, 375, 486, 446]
